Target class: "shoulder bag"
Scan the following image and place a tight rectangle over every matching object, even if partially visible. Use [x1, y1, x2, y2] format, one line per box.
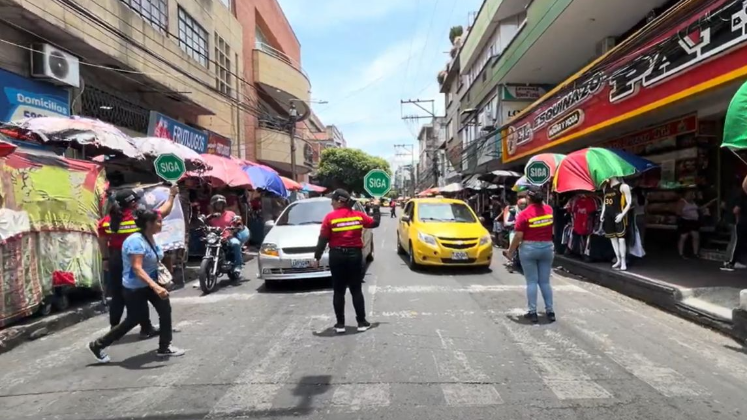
[142, 235, 174, 290]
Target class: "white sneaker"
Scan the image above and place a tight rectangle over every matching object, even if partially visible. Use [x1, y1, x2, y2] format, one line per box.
[157, 346, 186, 357]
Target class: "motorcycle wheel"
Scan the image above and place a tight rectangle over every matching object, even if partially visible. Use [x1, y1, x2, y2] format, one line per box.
[199, 259, 219, 294]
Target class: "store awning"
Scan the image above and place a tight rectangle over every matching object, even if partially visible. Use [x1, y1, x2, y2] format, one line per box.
[438, 182, 464, 193]
[186, 154, 252, 188]
[500, 0, 747, 165]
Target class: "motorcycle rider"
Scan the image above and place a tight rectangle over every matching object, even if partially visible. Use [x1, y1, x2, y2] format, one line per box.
[206, 194, 250, 279]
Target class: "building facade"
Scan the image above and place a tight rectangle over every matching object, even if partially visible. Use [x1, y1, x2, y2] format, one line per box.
[235, 0, 313, 180]
[325, 124, 346, 148]
[416, 117, 445, 189]
[0, 0, 244, 157]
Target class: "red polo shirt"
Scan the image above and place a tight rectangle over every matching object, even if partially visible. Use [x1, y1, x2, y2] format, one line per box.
[98, 208, 161, 250]
[515, 203, 554, 242]
[320, 208, 375, 248]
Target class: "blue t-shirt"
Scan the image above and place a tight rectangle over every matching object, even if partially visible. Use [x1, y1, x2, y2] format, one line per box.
[122, 233, 163, 289]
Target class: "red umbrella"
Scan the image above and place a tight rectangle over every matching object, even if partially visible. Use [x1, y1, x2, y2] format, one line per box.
[280, 176, 302, 191]
[185, 154, 253, 188]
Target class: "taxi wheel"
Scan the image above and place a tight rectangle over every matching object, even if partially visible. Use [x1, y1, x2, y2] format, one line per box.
[396, 235, 405, 255]
[408, 241, 420, 270]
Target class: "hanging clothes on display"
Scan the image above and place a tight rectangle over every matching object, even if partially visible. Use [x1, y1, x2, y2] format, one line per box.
[563, 193, 600, 257]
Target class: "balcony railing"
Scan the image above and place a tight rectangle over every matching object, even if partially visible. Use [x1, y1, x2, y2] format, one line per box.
[254, 41, 307, 78]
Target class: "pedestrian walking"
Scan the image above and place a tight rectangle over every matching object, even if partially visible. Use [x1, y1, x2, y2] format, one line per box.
[504, 187, 555, 323]
[312, 189, 380, 333]
[97, 185, 179, 338]
[89, 209, 185, 363]
[390, 199, 397, 218]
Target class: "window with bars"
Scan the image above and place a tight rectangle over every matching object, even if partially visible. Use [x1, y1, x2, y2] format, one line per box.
[120, 0, 168, 32]
[177, 7, 209, 67]
[214, 33, 232, 96]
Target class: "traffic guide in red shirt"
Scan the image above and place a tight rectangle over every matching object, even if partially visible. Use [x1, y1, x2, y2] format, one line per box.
[515, 204, 554, 242]
[319, 208, 376, 248]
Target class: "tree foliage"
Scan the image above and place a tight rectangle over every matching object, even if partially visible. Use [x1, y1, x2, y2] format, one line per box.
[449, 26, 463, 45]
[316, 148, 391, 194]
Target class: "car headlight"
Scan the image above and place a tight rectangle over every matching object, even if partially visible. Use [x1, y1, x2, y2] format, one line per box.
[417, 231, 438, 246]
[479, 234, 491, 246]
[206, 232, 220, 245]
[260, 243, 279, 257]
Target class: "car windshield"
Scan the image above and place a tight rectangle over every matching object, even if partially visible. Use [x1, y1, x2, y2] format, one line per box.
[275, 200, 330, 226]
[417, 203, 476, 223]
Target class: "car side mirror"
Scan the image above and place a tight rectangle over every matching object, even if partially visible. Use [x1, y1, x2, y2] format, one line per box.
[401, 215, 410, 223]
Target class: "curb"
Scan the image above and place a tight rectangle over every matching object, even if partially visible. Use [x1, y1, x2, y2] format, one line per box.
[555, 255, 746, 343]
[0, 300, 107, 355]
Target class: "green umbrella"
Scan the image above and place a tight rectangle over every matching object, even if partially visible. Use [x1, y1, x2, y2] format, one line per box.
[723, 80, 747, 150]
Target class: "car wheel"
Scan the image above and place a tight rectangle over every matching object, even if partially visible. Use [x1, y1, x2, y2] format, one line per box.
[408, 241, 420, 270]
[396, 235, 405, 255]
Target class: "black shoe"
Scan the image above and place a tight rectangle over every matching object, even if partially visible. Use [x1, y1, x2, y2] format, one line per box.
[140, 326, 160, 339]
[721, 263, 735, 272]
[357, 320, 371, 332]
[334, 323, 346, 334]
[156, 345, 186, 358]
[523, 311, 539, 324]
[546, 312, 556, 323]
[88, 341, 110, 363]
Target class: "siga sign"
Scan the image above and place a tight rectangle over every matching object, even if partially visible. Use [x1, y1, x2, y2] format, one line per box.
[0, 68, 70, 122]
[147, 111, 208, 154]
[503, 0, 747, 162]
[526, 160, 551, 185]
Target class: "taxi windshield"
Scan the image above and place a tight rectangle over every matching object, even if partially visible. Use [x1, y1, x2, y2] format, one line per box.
[417, 203, 476, 223]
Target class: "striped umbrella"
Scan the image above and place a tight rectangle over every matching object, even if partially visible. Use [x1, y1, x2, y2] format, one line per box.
[553, 148, 657, 193]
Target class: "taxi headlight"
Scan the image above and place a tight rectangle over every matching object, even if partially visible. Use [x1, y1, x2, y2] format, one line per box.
[479, 234, 491, 246]
[260, 243, 279, 257]
[417, 231, 438, 246]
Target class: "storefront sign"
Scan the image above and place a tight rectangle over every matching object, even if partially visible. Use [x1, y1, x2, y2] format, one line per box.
[548, 109, 585, 140]
[603, 114, 698, 151]
[500, 101, 532, 125]
[502, 0, 747, 162]
[147, 111, 208, 153]
[0, 68, 70, 121]
[206, 131, 232, 157]
[501, 85, 548, 101]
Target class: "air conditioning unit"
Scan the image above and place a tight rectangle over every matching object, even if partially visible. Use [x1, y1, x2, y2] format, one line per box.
[31, 43, 80, 88]
[596, 37, 617, 56]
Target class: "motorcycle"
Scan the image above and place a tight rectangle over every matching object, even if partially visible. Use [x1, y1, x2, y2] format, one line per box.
[197, 215, 240, 294]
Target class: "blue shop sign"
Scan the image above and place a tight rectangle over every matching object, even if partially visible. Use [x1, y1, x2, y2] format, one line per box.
[0, 68, 70, 122]
[147, 111, 208, 153]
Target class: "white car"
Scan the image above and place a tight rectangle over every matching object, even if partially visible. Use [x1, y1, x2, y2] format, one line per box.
[258, 197, 374, 284]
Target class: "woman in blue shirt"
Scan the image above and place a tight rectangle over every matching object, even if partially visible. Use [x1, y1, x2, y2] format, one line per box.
[88, 209, 185, 362]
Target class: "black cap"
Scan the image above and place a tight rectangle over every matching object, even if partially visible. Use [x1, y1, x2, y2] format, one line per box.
[331, 188, 351, 203]
[115, 188, 143, 207]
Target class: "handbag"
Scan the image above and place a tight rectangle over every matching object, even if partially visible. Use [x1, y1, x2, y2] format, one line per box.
[143, 235, 174, 289]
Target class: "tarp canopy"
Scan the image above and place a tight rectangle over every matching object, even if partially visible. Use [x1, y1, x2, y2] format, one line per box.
[302, 182, 326, 193]
[132, 137, 208, 171]
[438, 182, 463, 193]
[185, 154, 253, 188]
[723, 79, 747, 150]
[281, 176, 302, 191]
[0, 132, 16, 157]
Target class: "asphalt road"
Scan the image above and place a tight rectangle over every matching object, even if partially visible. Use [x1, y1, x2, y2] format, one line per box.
[2, 214, 747, 420]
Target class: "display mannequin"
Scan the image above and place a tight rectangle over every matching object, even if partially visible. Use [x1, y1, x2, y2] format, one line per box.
[600, 177, 632, 270]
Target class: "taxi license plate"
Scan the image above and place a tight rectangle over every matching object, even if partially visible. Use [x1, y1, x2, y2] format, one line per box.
[291, 259, 312, 269]
[452, 251, 468, 260]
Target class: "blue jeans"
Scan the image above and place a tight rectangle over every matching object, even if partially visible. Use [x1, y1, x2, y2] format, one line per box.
[228, 227, 250, 269]
[518, 241, 554, 313]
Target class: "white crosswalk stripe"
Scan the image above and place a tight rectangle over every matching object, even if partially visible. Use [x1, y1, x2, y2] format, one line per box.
[441, 384, 504, 407]
[331, 383, 391, 411]
[498, 318, 613, 400]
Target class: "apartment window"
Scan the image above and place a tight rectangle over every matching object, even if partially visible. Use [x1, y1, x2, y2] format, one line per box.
[214, 33, 232, 96]
[178, 7, 209, 67]
[120, 0, 168, 32]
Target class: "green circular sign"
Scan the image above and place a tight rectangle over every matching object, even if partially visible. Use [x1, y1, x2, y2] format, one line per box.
[526, 161, 551, 185]
[363, 169, 391, 197]
[154, 153, 186, 182]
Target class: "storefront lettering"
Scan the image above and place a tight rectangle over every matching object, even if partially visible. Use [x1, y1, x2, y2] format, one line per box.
[548, 110, 584, 140]
[603, 114, 698, 151]
[534, 72, 603, 128]
[610, 0, 747, 103]
[147, 111, 208, 154]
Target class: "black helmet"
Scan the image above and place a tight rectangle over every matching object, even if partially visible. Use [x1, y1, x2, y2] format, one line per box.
[210, 194, 227, 207]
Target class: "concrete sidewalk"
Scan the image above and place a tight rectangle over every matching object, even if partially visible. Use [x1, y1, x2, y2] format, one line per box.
[555, 254, 747, 342]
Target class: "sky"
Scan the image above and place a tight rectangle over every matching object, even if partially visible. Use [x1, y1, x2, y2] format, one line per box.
[277, 0, 483, 170]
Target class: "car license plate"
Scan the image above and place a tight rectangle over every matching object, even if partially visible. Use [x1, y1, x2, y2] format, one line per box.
[452, 251, 468, 260]
[291, 259, 312, 269]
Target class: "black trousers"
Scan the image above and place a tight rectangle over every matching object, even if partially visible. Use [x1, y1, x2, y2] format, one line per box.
[329, 248, 366, 324]
[729, 224, 747, 265]
[390, 207, 396, 217]
[108, 247, 153, 331]
[96, 287, 172, 351]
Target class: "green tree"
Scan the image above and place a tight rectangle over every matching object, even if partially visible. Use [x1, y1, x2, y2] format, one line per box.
[449, 26, 463, 45]
[316, 148, 391, 194]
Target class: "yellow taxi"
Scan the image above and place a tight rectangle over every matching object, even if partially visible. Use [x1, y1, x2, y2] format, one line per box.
[396, 197, 492, 269]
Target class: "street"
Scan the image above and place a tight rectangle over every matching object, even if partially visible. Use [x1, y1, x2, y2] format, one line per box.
[1, 215, 746, 420]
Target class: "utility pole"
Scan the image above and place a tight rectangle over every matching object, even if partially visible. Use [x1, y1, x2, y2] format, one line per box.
[394, 144, 416, 198]
[288, 103, 299, 181]
[400, 99, 436, 121]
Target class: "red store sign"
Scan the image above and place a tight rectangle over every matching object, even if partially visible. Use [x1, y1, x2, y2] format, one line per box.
[502, 0, 747, 162]
[602, 114, 698, 152]
[207, 131, 232, 157]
